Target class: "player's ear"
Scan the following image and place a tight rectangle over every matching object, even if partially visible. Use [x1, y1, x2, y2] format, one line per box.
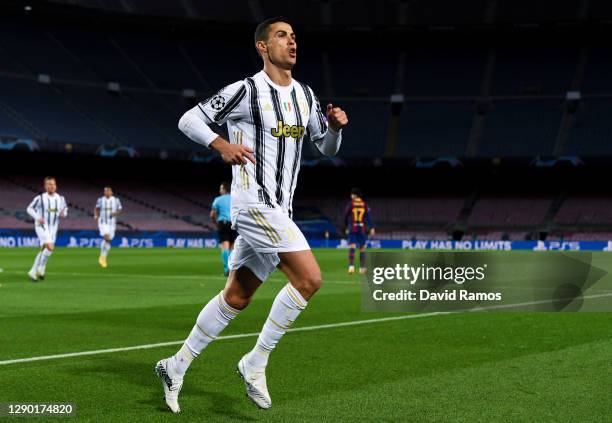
[256, 40, 267, 55]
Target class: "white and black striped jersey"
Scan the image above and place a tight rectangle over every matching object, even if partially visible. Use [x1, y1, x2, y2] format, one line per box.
[96, 196, 122, 225]
[26, 192, 68, 232]
[195, 70, 337, 218]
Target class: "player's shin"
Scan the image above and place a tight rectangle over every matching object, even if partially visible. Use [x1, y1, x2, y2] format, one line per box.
[348, 247, 355, 266]
[221, 248, 230, 272]
[245, 283, 307, 370]
[171, 291, 240, 377]
[38, 248, 53, 273]
[100, 241, 111, 258]
[30, 251, 43, 273]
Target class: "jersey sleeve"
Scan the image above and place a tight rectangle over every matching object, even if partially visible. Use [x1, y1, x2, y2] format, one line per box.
[116, 198, 123, 211]
[343, 202, 352, 226]
[211, 197, 219, 212]
[305, 86, 328, 142]
[95, 197, 102, 209]
[365, 205, 374, 229]
[62, 196, 69, 217]
[196, 81, 248, 126]
[27, 196, 41, 220]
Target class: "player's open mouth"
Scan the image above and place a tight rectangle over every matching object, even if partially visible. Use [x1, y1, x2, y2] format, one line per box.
[289, 49, 296, 58]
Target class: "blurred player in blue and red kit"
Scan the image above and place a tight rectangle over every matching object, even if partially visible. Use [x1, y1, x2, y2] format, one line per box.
[344, 187, 375, 274]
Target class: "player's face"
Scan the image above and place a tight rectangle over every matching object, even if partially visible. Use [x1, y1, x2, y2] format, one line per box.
[219, 184, 224, 195]
[45, 179, 57, 194]
[265, 22, 297, 69]
[104, 188, 113, 198]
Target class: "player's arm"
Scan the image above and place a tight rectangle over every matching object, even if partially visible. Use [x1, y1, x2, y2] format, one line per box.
[94, 198, 100, 220]
[178, 81, 254, 165]
[210, 198, 219, 224]
[61, 197, 68, 218]
[366, 207, 375, 237]
[27, 196, 44, 224]
[307, 88, 348, 156]
[343, 202, 352, 234]
[112, 200, 123, 217]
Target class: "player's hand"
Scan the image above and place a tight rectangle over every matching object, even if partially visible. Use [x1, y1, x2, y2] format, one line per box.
[326, 104, 348, 132]
[38, 218, 45, 225]
[212, 139, 256, 165]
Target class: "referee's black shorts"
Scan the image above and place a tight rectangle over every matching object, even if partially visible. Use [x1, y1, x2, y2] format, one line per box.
[218, 220, 238, 243]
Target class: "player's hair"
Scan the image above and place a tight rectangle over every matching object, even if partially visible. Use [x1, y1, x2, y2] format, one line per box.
[221, 181, 231, 193]
[254, 16, 292, 44]
[104, 186, 113, 191]
[43, 176, 56, 183]
[351, 187, 363, 198]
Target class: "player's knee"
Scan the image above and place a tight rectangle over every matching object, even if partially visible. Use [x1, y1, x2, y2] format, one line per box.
[300, 271, 322, 295]
[46, 244, 54, 252]
[223, 290, 252, 310]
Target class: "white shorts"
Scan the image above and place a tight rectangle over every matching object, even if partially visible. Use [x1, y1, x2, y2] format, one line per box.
[228, 207, 310, 282]
[99, 223, 116, 240]
[35, 225, 57, 246]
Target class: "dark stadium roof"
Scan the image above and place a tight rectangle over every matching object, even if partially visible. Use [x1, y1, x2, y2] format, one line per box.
[26, 0, 612, 27]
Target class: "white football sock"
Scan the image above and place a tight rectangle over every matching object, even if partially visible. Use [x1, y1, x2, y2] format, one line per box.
[100, 241, 111, 258]
[38, 249, 53, 273]
[30, 252, 43, 273]
[245, 283, 307, 370]
[171, 291, 240, 377]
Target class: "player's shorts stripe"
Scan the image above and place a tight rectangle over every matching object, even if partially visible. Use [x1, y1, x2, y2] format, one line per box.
[287, 88, 304, 216]
[246, 78, 273, 207]
[214, 84, 246, 122]
[248, 209, 280, 244]
[252, 209, 281, 243]
[269, 85, 286, 206]
[250, 209, 281, 244]
[248, 209, 277, 244]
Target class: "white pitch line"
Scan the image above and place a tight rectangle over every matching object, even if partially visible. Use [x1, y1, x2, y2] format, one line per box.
[0, 312, 446, 366]
[2, 293, 611, 366]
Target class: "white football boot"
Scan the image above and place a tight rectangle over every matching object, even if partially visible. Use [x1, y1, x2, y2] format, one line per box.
[155, 358, 183, 413]
[27, 269, 38, 281]
[236, 355, 272, 409]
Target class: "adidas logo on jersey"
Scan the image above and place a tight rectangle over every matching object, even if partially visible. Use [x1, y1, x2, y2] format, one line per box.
[271, 120, 305, 139]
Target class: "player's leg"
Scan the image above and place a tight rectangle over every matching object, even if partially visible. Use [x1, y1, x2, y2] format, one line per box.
[237, 248, 319, 409]
[220, 240, 231, 276]
[348, 234, 356, 274]
[359, 244, 367, 274]
[28, 247, 44, 281]
[155, 236, 265, 413]
[98, 224, 110, 267]
[29, 226, 48, 280]
[37, 242, 54, 278]
[99, 234, 111, 267]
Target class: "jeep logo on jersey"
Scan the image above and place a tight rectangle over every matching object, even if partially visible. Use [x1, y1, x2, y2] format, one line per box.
[271, 121, 305, 139]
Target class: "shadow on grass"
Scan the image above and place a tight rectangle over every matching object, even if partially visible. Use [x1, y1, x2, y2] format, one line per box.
[69, 356, 258, 420]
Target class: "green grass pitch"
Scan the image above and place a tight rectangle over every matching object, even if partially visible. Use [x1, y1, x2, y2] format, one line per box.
[0, 248, 610, 422]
